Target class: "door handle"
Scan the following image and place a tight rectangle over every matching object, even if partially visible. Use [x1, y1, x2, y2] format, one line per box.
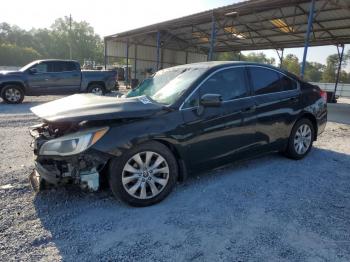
[241, 105, 256, 113]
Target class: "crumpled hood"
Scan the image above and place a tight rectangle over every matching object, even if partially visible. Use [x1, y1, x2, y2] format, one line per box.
[30, 94, 164, 123]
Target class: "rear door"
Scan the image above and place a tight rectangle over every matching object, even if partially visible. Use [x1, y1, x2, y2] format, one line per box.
[46, 61, 81, 94]
[247, 66, 300, 149]
[181, 66, 257, 168]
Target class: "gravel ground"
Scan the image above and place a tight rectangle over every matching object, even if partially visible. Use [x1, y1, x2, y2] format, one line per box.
[0, 96, 350, 262]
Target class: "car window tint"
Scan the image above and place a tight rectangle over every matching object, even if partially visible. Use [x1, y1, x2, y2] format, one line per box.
[33, 63, 48, 73]
[280, 74, 297, 91]
[250, 67, 281, 95]
[199, 67, 247, 101]
[183, 90, 200, 108]
[64, 62, 78, 71]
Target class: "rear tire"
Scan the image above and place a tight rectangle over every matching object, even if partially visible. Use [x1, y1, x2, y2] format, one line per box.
[87, 84, 106, 95]
[285, 118, 315, 160]
[108, 141, 178, 207]
[1, 85, 24, 104]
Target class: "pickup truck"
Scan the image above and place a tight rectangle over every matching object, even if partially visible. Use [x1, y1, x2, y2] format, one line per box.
[0, 59, 117, 104]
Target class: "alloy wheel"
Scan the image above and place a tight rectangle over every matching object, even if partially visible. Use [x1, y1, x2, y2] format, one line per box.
[293, 124, 312, 155]
[5, 88, 21, 102]
[122, 151, 170, 199]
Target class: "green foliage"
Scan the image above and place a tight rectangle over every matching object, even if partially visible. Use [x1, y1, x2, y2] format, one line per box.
[217, 51, 275, 65]
[243, 52, 275, 65]
[0, 43, 41, 66]
[281, 54, 300, 76]
[303, 62, 324, 82]
[216, 51, 241, 61]
[321, 51, 350, 83]
[0, 18, 103, 66]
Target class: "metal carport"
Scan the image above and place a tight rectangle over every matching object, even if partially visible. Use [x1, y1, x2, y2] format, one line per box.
[104, 0, 350, 91]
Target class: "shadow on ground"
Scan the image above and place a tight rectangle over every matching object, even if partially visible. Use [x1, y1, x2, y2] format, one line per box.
[33, 147, 350, 261]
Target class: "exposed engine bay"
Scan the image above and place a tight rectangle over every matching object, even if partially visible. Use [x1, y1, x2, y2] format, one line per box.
[29, 121, 110, 192]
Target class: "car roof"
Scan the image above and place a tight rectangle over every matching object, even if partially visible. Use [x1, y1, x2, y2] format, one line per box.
[35, 59, 79, 63]
[167, 61, 298, 80]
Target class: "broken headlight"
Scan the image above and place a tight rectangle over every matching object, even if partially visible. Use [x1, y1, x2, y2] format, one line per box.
[39, 127, 109, 156]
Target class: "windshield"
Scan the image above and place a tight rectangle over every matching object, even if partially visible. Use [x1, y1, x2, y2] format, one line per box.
[126, 67, 207, 105]
[20, 61, 39, 72]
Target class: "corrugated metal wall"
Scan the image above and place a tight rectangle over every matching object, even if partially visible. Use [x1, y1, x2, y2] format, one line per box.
[106, 40, 207, 81]
[311, 82, 350, 98]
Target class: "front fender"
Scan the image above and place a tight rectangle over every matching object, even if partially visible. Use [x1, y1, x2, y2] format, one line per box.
[91, 112, 189, 163]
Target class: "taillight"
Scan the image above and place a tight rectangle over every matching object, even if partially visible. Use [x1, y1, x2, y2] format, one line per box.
[320, 89, 327, 103]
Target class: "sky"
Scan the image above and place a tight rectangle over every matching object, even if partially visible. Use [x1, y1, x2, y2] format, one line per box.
[1, 0, 348, 69]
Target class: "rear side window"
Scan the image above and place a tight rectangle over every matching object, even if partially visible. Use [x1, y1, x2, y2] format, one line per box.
[280, 75, 297, 91]
[64, 62, 79, 71]
[49, 62, 78, 72]
[249, 67, 281, 95]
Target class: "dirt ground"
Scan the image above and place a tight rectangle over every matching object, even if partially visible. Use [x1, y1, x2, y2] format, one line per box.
[0, 96, 350, 261]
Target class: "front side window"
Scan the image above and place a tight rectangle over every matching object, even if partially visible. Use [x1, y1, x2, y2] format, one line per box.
[32, 63, 48, 73]
[126, 67, 207, 105]
[249, 67, 281, 95]
[183, 67, 248, 108]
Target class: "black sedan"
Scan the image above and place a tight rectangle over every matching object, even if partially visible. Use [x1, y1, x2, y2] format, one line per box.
[29, 61, 327, 206]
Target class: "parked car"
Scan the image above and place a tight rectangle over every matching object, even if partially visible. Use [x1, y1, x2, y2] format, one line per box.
[29, 61, 327, 206]
[0, 59, 117, 104]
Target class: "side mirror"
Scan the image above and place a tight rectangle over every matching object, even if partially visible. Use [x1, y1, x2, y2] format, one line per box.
[200, 93, 222, 107]
[29, 68, 37, 74]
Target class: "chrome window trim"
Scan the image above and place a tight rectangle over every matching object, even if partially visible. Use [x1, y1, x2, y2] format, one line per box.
[179, 64, 299, 111]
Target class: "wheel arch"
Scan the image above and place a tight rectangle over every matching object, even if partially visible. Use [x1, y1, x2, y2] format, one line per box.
[152, 139, 188, 182]
[0, 82, 26, 95]
[87, 81, 106, 88]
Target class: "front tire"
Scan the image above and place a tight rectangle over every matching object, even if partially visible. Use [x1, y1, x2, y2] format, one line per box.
[108, 141, 178, 207]
[285, 118, 315, 160]
[1, 85, 24, 104]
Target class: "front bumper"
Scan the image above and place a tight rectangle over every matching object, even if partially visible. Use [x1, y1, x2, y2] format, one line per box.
[30, 149, 110, 192]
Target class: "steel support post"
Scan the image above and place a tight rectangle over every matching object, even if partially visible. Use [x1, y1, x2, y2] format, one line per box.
[104, 38, 107, 69]
[332, 44, 345, 102]
[134, 44, 137, 79]
[126, 39, 129, 86]
[208, 12, 216, 61]
[156, 31, 161, 70]
[300, 0, 316, 79]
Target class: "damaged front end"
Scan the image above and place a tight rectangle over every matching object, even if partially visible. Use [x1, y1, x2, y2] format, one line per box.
[29, 122, 110, 192]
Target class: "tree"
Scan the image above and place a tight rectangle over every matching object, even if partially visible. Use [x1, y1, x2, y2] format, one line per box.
[243, 52, 275, 65]
[216, 51, 242, 61]
[321, 51, 350, 83]
[281, 54, 300, 76]
[50, 16, 104, 63]
[0, 43, 41, 66]
[0, 17, 104, 66]
[303, 62, 324, 82]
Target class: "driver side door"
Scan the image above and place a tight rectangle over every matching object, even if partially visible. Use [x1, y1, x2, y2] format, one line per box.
[26, 62, 53, 95]
[180, 66, 257, 170]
